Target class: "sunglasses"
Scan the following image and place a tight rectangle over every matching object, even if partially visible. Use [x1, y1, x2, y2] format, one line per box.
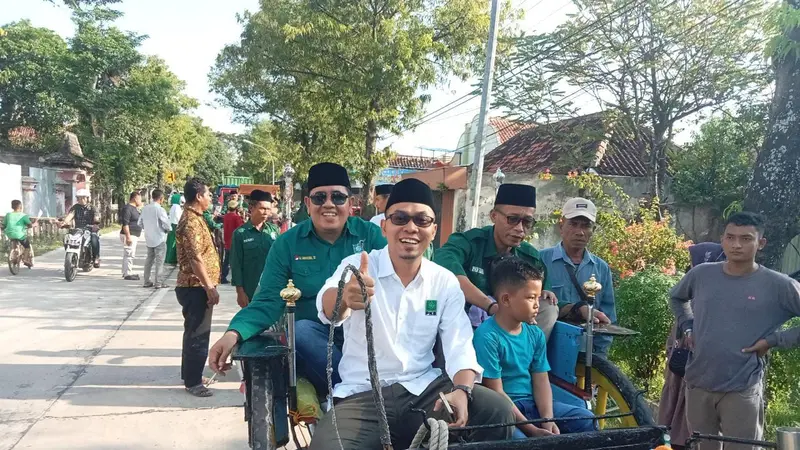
[309, 191, 349, 206]
[386, 211, 435, 228]
[495, 210, 536, 229]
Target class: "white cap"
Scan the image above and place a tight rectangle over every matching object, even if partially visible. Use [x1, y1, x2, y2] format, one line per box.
[76, 188, 90, 198]
[562, 197, 597, 222]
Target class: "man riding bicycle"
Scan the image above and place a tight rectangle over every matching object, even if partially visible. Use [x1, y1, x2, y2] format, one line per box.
[59, 189, 101, 268]
[3, 200, 36, 267]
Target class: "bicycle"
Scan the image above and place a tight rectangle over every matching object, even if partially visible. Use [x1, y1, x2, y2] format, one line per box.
[7, 239, 33, 275]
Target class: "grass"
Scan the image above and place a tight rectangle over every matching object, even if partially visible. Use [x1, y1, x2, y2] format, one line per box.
[1, 233, 65, 264]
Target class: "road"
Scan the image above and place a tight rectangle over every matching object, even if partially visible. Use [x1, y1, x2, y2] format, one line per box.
[0, 232, 261, 449]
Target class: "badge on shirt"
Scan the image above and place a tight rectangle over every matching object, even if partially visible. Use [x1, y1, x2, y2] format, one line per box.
[353, 240, 365, 253]
[243, 238, 255, 243]
[270, 232, 277, 239]
[294, 255, 316, 261]
[425, 299, 437, 316]
[471, 266, 484, 275]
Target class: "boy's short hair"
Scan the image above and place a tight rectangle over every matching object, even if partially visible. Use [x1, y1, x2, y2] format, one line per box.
[489, 254, 544, 294]
[725, 211, 766, 237]
[11, 199, 22, 210]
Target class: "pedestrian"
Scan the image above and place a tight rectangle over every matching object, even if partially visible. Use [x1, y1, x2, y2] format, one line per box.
[368, 183, 393, 226]
[165, 192, 183, 265]
[120, 191, 143, 281]
[175, 177, 221, 398]
[208, 162, 387, 397]
[308, 178, 514, 449]
[540, 197, 616, 355]
[230, 190, 275, 308]
[220, 200, 245, 284]
[671, 212, 800, 450]
[434, 184, 559, 338]
[138, 189, 172, 288]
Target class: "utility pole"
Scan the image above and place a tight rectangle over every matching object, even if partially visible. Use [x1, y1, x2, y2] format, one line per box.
[468, 0, 501, 228]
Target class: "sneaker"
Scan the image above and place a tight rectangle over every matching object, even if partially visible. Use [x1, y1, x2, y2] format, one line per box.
[143, 282, 155, 288]
[124, 275, 141, 281]
[154, 283, 170, 289]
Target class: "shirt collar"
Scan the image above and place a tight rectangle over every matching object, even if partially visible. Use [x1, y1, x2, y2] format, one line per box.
[376, 246, 427, 282]
[484, 226, 499, 258]
[184, 205, 203, 216]
[553, 241, 597, 265]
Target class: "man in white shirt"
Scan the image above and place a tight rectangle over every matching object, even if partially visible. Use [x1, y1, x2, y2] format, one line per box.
[369, 183, 393, 227]
[138, 189, 172, 288]
[311, 178, 514, 450]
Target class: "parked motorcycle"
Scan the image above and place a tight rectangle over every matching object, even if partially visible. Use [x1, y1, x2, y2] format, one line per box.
[63, 226, 96, 282]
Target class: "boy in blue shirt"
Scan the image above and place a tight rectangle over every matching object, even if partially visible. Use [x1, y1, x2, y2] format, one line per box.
[474, 255, 595, 438]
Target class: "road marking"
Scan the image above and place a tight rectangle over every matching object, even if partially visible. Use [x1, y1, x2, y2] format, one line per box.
[135, 287, 169, 321]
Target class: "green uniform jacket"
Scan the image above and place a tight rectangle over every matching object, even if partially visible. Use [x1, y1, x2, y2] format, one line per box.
[230, 222, 275, 301]
[264, 221, 280, 239]
[434, 225, 550, 305]
[228, 216, 388, 341]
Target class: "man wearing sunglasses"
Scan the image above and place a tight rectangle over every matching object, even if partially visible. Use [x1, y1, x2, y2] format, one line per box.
[540, 197, 617, 355]
[209, 162, 387, 396]
[310, 178, 514, 450]
[434, 184, 559, 339]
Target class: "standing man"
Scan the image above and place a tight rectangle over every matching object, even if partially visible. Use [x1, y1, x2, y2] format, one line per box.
[220, 200, 245, 284]
[138, 189, 171, 288]
[369, 183, 393, 226]
[671, 212, 800, 450]
[230, 189, 275, 308]
[540, 197, 616, 355]
[307, 178, 513, 449]
[2, 200, 37, 267]
[208, 162, 387, 396]
[165, 192, 183, 265]
[60, 189, 101, 267]
[434, 184, 558, 339]
[120, 191, 143, 281]
[175, 178, 221, 398]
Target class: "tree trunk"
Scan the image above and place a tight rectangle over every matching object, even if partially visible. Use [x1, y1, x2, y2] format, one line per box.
[362, 98, 380, 217]
[743, 0, 800, 270]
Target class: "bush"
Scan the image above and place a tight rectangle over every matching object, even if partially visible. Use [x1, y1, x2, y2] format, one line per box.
[764, 317, 800, 439]
[609, 269, 680, 400]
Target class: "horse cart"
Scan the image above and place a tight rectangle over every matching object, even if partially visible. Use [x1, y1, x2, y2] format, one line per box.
[231, 272, 662, 450]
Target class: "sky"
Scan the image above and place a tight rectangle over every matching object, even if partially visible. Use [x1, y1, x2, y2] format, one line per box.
[2, 0, 598, 157]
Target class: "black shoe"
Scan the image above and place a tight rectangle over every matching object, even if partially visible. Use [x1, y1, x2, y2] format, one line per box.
[220, 279, 229, 284]
[124, 275, 140, 281]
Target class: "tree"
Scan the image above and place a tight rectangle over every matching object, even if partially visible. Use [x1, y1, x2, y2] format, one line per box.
[495, 0, 769, 199]
[672, 105, 765, 213]
[0, 21, 74, 140]
[193, 132, 236, 188]
[744, 0, 800, 269]
[210, 0, 496, 203]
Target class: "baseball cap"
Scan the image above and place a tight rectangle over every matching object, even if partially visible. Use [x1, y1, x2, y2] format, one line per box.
[562, 197, 597, 222]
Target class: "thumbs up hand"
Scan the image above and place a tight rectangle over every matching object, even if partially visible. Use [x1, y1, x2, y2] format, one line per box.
[343, 252, 376, 311]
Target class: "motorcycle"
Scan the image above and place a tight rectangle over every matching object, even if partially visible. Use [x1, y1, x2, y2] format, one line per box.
[63, 225, 96, 282]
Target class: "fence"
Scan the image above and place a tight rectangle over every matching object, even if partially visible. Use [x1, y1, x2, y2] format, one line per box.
[0, 217, 68, 241]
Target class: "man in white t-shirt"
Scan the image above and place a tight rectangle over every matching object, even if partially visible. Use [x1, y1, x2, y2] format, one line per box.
[311, 178, 513, 450]
[369, 183, 393, 227]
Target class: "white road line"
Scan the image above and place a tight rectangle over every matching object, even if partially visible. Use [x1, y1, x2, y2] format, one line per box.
[135, 287, 170, 321]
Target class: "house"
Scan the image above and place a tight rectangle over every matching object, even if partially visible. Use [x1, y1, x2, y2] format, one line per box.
[375, 154, 457, 185]
[456, 115, 535, 166]
[0, 132, 93, 217]
[401, 112, 657, 248]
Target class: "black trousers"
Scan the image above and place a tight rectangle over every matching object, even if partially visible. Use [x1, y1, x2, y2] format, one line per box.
[176, 287, 213, 388]
[309, 374, 514, 450]
[220, 248, 231, 282]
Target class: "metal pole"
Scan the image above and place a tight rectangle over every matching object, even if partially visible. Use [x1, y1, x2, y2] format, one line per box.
[584, 295, 595, 395]
[468, 0, 501, 229]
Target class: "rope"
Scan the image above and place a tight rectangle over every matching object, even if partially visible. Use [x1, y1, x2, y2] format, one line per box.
[409, 418, 450, 450]
[326, 265, 393, 450]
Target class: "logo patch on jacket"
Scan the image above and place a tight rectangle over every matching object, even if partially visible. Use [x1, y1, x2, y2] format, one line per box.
[471, 266, 484, 275]
[425, 299, 438, 316]
[353, 240, 365, 253]
[294, 255, 316, 261]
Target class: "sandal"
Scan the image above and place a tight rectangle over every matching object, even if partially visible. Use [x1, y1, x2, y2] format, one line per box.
[185, 384, 213, 397]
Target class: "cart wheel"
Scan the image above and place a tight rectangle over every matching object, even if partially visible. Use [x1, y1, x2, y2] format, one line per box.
[249, 363, 275, 449]
[576, 354, 654, 429]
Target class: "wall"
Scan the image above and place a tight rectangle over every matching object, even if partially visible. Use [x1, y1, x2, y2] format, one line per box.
[27, 168, 61, 217]
[0, 162, 22, 215]
[456, 114, 503, 166]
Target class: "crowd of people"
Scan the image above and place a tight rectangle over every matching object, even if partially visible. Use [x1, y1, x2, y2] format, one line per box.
[3, 159, 799, 450]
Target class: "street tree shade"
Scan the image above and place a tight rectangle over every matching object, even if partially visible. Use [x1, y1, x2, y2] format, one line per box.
[744, 0, 800, 269]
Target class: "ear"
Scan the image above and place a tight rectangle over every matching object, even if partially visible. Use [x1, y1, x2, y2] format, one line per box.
[304, 196, 311, 210]
[489, 209, 498, 224]
[758, 237, 767, 251]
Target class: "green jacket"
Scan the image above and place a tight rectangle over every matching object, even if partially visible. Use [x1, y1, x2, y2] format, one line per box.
[228, 216, 388, 341]
[230, 221, 275, 301]
[434, 225, 550, 300]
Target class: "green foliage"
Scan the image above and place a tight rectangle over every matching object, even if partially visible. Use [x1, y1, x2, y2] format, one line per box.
[765, 2, 800, 62]
[609, 269, 679, 400]
[495, 0, 770, 195]
[671, 105, 765, 212]
[210, 0, 500, 194]
[764, 317, 800, 439]
[0, 21, 75, 139]
[192, 134, 235, 188]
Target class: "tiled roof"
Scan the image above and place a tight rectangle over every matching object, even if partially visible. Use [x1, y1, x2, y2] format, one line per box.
[389, 155, 452, 170]
[488, 117, 535, 144]
[483, 113, 649, 177]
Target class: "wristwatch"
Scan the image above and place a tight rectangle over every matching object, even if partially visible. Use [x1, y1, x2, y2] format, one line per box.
[451, 384, 474, 403]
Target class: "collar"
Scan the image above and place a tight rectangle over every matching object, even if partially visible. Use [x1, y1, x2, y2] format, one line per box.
[376, 246, 427, 282]
[552, 241, 597, 265]
[484, 226, 499, 258]
[242, 220, 268, 232]
[184, 205, 204, 216]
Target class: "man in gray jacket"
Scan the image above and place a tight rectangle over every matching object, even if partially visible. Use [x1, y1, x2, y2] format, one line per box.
[671, 212, 800, 450]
